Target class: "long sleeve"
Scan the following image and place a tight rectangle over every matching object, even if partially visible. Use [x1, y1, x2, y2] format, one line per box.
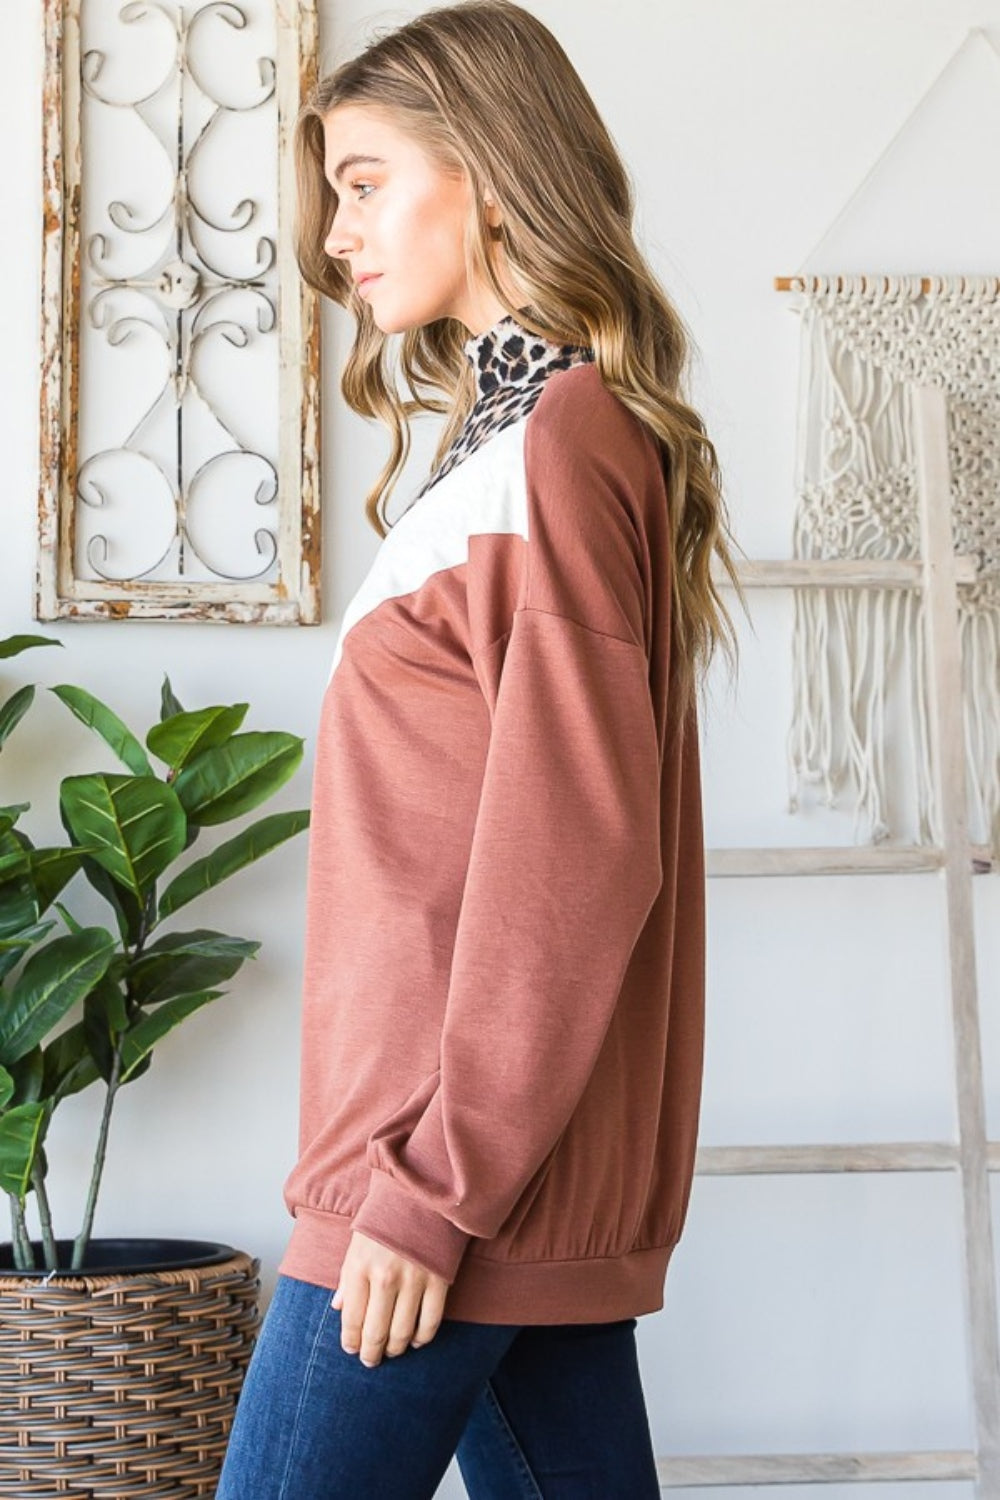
[351, 609, 663, 1281]
[351, 379, 667, 1282]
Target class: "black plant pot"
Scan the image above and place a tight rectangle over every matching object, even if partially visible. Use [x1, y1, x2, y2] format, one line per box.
[0, 1235, 237, 1275]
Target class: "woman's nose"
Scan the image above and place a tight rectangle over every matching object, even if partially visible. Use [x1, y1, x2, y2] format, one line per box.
[325, 206, 358, 260]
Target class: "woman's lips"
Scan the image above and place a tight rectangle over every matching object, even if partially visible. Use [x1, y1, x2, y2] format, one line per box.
[357, 274, 382, 295]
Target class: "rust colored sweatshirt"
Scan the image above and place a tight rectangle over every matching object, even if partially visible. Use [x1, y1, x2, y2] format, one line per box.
[279, 312, 706, 1324]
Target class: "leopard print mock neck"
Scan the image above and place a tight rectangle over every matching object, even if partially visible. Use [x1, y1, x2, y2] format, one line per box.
[464, 312, 594, 400]
[411, 313, 595, 503]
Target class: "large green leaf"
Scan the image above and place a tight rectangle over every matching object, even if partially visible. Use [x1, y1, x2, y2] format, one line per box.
[60, 774, 187, 899]
[84, 977, 129, 1083]
[119, 989, 223, 1082]
[9, 1047, 43, 1105]
[0, 827, 32, 885]
[126, 929, 258, 1006]
[0, 953, 23, 985]
[41, 1021, 99, 1103]
[146, 704, 250, 772]
[58, 785, 144, 943]
[0, 636, 61, 660]
[50, 685, 154, 777]
[0, 685, 35, 750]
[174, 733, 304, 827]
[28, 847, 88, 915]
[157, 808, 310, 918]
[0, 1065, 13, 1110]
[0, 927, 116, 1065]
[0, 922, 54, 953]
[0, 882, 38, 943]
[53, 902, 83, 935]
[92, 976, 128, 1033]
[160, 674, 185, 720]
[0, 918, 56, 985]
[0, 1103, 46, 1198]
[79, 855, 145, 946]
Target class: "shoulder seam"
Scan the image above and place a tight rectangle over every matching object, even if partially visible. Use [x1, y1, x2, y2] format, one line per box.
[472, 606, 643, 660]
[518, 604, 644, 649]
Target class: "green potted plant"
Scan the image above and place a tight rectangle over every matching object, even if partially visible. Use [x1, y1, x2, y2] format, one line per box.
[0, 633, 310, 1497]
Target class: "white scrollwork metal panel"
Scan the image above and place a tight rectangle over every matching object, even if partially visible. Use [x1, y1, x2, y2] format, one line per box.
[38, 0, 321, 623]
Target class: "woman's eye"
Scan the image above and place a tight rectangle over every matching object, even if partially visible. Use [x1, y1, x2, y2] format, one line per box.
[352, 182, 376, 200]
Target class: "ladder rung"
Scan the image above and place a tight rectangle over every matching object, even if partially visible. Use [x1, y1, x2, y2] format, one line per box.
[656, 1449, 978, 1486]
[696, 1144, 959, 1174]
[697, 1144, 1000, 1174]
[707, 845, 993, 876]
[711, 557, 980, 587]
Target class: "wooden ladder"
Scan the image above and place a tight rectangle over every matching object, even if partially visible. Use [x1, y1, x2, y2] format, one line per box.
[658, 385, 1000, 1492]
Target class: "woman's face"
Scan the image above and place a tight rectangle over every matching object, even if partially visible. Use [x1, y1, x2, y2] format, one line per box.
[322, 104, 508, 336]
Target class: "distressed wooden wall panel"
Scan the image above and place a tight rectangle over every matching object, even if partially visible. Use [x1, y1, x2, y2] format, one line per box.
[37, 0, 321, 624]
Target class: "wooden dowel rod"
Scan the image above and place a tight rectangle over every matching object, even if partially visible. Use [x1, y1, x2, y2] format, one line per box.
[775, 274, 1000, 296]
[711, 557, 979, 588]
[706, 845, 993, 877]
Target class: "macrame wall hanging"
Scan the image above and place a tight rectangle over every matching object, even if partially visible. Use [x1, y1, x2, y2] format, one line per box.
[785, 274, 1000, 856]
[776, 28, 1000, 860]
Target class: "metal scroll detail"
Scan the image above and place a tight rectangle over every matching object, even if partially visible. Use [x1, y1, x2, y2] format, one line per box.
[38, 0, 321, 623]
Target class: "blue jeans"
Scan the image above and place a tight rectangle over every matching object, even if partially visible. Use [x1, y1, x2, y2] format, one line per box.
[216, 1273, 661, 1498]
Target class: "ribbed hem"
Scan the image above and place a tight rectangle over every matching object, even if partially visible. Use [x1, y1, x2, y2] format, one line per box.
[277, 1205, 677, 1325]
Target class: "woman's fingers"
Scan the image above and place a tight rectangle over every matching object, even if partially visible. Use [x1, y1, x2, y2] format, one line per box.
[358, 1273, 396, 1366]
[336, 1276, 367, 1358]
[410, 1279, 447, 1349]
[334, 1230, 451, 1365]
[385, 1282, 424, 1357]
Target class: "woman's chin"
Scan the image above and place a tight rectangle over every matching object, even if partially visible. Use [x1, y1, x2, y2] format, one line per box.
[358, 298, 460, 337]
[373, 311, 438, 337]
[367, 307, 406, 335]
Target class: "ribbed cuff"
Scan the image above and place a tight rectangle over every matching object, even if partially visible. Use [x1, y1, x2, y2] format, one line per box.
[352, 1170, 473, 1284]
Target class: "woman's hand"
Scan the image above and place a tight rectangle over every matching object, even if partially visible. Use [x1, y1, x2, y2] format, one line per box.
[333, 1230, 449, 1367]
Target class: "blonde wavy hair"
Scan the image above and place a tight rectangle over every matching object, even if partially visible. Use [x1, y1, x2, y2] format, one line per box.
[295, 0, 743, 708]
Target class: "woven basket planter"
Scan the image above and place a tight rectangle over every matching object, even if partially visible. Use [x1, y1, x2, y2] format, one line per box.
[0, 1239, 261, 1498]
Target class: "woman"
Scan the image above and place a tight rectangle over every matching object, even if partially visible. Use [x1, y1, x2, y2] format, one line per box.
[217, 2, 740, 1495]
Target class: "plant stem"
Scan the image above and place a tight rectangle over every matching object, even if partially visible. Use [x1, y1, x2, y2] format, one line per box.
[30, 1164, 58, 1270]
[9, 1195, 35, 1272]
[8, 1196, 21, 1268]
[72, 1044, 122, 1271]
[72, 890, 148, 1274]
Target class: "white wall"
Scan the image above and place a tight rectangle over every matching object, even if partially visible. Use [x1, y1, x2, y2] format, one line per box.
[4, 4, 1000, 1497]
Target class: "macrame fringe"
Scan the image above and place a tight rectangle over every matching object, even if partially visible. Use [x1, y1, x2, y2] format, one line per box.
[786, 275, 1000, 856]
